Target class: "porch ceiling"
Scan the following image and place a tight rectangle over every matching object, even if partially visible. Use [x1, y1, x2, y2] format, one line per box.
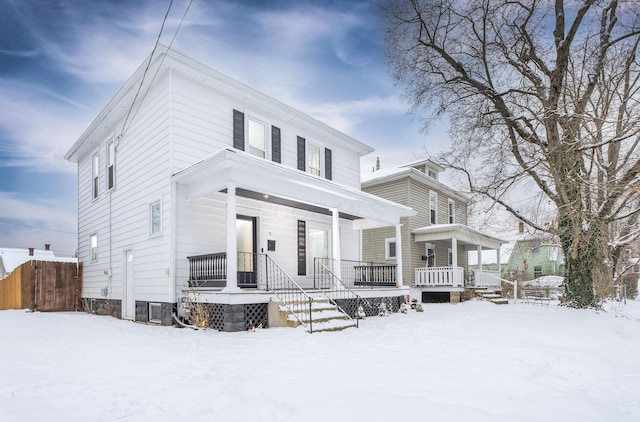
[172, 148, 415, 226]
[412, 224, 505, 249]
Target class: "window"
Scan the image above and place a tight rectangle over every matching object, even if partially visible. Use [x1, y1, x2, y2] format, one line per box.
[90, 234, 98, 261]
[106, 139, 115, 190]
[92, 153, 99, 200]
[385, 238, 397, 260]
[534, 265, 542, 278]
[426, 244, 436, 267]
[308, 143, 321, 176]
[448, 199, 455, 224]
[247, 118, 267, 158]
[149, 303, 162, 324]
[448, 248, 453, 266]
[149, 201, 161, 236]
[531, 241, 541, 254]
[429, 191, 437, 224]
[428, 169, 437, 179]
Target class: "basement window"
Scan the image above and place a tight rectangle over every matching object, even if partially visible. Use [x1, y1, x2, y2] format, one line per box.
[149, 303, 162, 324]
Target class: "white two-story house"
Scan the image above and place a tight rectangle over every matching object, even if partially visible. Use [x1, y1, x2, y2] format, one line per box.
[64, 45, 414, 331]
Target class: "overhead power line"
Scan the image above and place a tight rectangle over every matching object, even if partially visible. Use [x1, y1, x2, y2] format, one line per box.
[0, 219, 77, 235]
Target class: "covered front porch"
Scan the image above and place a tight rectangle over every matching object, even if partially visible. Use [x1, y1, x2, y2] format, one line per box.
[172, 148, 415, 331]
[412, 224, 505, 291]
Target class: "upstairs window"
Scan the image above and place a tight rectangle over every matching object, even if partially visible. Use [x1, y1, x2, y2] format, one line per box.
[428, 169, 437, 179]
[429, 191, 437, 224]
[92, 153, 99, 200]
[307, 143, 321, 176]
[106, 140, 115, 190]
[448, 199, 455, 224]
[248, 118, 267, 158]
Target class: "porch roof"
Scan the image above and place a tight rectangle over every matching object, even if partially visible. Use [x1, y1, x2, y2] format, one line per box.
[172, 148, 416, 227]
[412, 224, 505, 249]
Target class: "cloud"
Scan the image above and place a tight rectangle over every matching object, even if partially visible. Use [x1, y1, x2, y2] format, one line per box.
[0, 192, 76, 233]
[0, 80, 89, 171]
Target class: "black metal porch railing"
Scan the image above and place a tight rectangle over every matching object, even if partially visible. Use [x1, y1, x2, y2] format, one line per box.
[187, 252, 314, 332]
[187, 252, 259, 288]
[314, 258, 397, 289]
[187, 252, 227, 288]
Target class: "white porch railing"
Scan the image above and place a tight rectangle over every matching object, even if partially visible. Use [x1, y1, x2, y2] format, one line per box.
[415, 266, 464, 287]
[473, 270, 502, 288]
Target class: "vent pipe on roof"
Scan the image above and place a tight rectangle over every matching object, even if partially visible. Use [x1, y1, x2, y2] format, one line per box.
[45, 243, 50, 251]
[29, 248, 34, 256]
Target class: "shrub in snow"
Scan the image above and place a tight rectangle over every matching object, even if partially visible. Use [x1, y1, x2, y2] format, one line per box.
[415, 302, 424, 312]
[399, 303, 409, 314]
[410, 298, 419, 309]
[357, 305, 366, 319]
[378, 302, 389, 317]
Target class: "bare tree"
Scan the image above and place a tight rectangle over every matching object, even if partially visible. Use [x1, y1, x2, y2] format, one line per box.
[382, 0, 640, 307]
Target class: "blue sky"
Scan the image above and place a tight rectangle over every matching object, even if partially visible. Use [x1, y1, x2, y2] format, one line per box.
[0, 0, 449, 256]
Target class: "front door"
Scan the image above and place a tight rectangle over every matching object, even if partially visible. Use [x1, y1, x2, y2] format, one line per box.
[122, 249, 134, 320]
[237, 215, 257, 287]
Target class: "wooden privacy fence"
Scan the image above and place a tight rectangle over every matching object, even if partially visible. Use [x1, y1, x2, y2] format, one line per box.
[0, 260, 82, 311]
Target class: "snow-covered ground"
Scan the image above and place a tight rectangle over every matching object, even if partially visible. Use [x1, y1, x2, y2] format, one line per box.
[2, 299, 639, 421]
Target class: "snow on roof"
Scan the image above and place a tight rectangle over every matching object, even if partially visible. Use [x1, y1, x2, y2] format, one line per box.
[0, 247, 77, 277]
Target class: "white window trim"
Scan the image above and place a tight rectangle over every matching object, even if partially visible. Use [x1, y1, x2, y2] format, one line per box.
[426, 243, 436, 267]
[149, 303, 162, 323]
[106, 138, 115, 191]
[90, 233, 98, 261]
[149, 199, 162, 237]
[429, 191, 437, 224]
[91, 151, 99, 201]
[245, 112, 271, 160]
[448, 199, 455, 224]
[385, 237, 397, 260]
[448, 248, 453, 266]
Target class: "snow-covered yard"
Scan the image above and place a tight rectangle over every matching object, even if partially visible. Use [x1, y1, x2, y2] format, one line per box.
[1, 299, 639, 421]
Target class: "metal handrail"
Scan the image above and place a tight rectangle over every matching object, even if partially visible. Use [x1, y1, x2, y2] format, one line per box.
[316, 262, 363, 328]
[263, 254, 315, 333]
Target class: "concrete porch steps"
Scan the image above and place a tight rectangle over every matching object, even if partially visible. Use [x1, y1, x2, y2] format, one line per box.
[276, 298, 357, 333]
[478, 291, 510, 305]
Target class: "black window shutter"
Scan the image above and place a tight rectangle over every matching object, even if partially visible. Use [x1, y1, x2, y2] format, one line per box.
[272, 126, 281, 163]
[324, 148, 332, 180]
[297, 136, 306, 171]
[297, 220, 306, 276]
[233, 109, 245, 151]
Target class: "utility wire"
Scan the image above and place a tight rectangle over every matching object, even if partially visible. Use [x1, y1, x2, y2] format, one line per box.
[119, 0, 175, 138]
[0, 219, 77, 235]
[123, 0, 194, 133]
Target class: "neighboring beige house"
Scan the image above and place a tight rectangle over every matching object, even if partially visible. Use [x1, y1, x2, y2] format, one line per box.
[361, 159, 505, 303]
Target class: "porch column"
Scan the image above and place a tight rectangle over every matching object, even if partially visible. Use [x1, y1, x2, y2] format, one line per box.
[477, 245, 483, 272]
[331, 208, 342, 280]
[496, 246, 501, 278]
[222, 184, 240, 292]
[452, 237, 458, 286]
[395, 223, 403, 287]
